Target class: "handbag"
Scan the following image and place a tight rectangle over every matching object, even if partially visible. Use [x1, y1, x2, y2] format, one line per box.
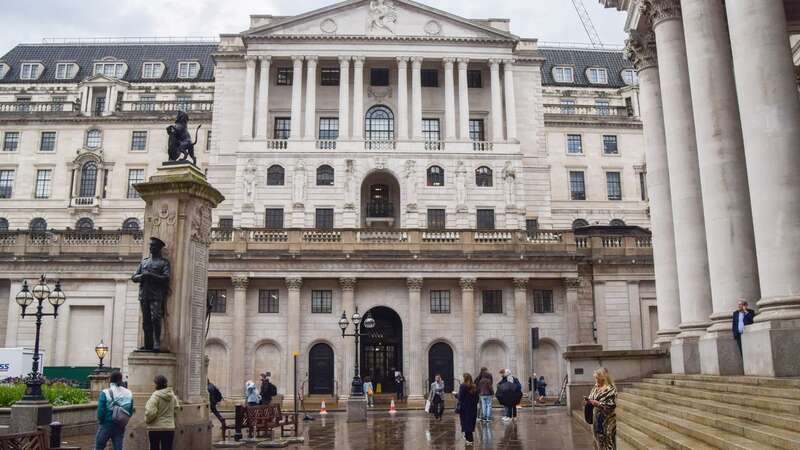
[108, 389, 131, 428]
[584, 402, 594, 425]
[424, 399, 431, 413]
[454, 401, 461, 414]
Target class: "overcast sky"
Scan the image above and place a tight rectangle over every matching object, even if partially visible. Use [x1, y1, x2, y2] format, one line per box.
[0, 0, 627, 54]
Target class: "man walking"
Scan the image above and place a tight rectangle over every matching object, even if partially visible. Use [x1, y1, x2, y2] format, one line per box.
[477, 367, 493, 422]
[95, 370, 133, 450]
[260, 372, 277, 405]
[207, 379, 224, 425]
[732, 300, 755, 354]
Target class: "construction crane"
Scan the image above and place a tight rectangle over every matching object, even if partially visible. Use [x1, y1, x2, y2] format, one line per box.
[571, 0, 603, 47]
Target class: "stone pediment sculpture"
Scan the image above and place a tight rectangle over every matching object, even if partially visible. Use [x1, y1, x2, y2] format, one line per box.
[367, 0, 398, 34]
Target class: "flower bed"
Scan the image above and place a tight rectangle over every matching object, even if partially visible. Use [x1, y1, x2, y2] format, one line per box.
[0, 377, 89, 407]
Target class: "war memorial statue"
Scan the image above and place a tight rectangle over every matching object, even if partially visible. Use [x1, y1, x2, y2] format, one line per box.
[131, 232, 171, 352]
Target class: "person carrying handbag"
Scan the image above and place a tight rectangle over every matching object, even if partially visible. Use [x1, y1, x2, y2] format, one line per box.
[95, 370, 133, 450]
[429, 374, 446, 420]
[585, 368, 617, 450]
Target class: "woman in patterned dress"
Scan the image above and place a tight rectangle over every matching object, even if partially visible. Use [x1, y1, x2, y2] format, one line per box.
[586, 367, 617, 450]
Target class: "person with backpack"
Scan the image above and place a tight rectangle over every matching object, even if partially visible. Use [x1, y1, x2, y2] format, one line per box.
[260, 373, 277, 405]
[95, 370, 133, 450]
[145, 374, 179, 450]
[496, 369, 522, 422]
[207, 379, 224, 425]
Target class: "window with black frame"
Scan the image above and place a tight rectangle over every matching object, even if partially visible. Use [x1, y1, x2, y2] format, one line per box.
[320, 68, 340, 86]
[567, 134, 583, 154]
[218, 218, 234, 229]
[469, 119, 485, 141]
[422, 119, 440, 142]
[79, 162, 98, 198]
[267, 165, 285, 186]
[39, 132, 56, 152]
[311, 290, 333, 313]
[426, 165, 444, 187]
[315, 208, 334, 229]
[365, 105, 394, 142]
[482, 290, 503, 314]
[274, 118, 291, 140]
[276, 67, 293, 85]
[427, 209, 446, 229]
[75, 217, 94, 231]
[467, 70, 482, 88]
[265, 208, 284, 229]
[258, 289, 280, 313]
[430, 290, 451, 314]
[607, 171, 622, 201]
[475, 166, 493, 187]
[207, 289, 227, 314]
[533, 290, 554, 314]
[29, 218, 47, 232]
[316, 165, 335, 186]
[526, 219, 539, 234]
[370, 68, 390, 86]
[318, 118, 339, 140]
[421, 69, 438, 87]
[570, 171, 586, 200]
[477, 209, 495, 230]
[603, 135, 618, 154]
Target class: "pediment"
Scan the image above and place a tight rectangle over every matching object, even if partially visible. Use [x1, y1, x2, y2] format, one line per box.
[245, 0, 517, 42]
[79, 74, 129, 86]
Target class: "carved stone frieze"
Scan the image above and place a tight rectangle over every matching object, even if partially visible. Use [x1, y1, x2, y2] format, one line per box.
[624, 30, 658, 72]
[190, 204, 213, 245]
[563, 277, 582, 290]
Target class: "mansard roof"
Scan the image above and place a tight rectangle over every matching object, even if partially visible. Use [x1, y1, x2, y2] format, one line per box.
[0, 43, 217, 84]
[539, 47, 634, 88]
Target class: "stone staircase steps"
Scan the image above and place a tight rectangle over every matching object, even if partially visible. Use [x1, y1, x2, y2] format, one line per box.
[618, 412, 715, 450]
[644, 376, 800, 401]
[650, 373, 800, 390]
[617, 422, 670, 450]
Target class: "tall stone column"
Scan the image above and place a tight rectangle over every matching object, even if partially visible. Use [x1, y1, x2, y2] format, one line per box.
[489, 59, 503, 142]
[727, 0, 800, 377]
[339, 277, 356, 401]
[303, 56, 318, 139]
[443, 58, 456, 140]
[406, 278, 424, 401]
[624, 31, 682, 347]
[513, 278, 530, 389]
[457, 59, 470, 140]
[285, 277, 302, 399]
[338, 57, 350, 140]
[241, 56, 257, 139]
[289, 56, 304, 140]
[230, 275, 249, 400]
[459, 278, 476, 375]
[396, 57, 409, 140]
[410, 57, 423, 140]
[503, 60, 517, 142]
[643, 0, 712, 374]
[255, 56, 271, 139]
[564, 278, 580, 345]
[679, 0, 761, 376]
[351, 57, 365, 140]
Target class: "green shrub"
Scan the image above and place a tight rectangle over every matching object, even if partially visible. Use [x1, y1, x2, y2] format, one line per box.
[0, 382, 89, 407]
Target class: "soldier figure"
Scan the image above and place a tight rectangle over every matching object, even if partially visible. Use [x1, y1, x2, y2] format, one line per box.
[132, 237, 171, 352]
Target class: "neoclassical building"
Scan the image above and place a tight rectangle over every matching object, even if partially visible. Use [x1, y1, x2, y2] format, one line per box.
[0, 0, 654, 402]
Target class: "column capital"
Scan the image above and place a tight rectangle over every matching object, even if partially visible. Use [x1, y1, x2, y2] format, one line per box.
[231, 274, 249, 290]
[339, 277, 357, 291]
[258, 56, 272, 63]
[563, 277, 582, 290]
[488, 59, 502, 69]
[639, 0, 681, 27]
[503, 59, 516, 67]
[338, 55, 351, 64]
[406, 278, 424, 291]
[624, 30, 658, 72]
[396, 56, 410, 65]
[442, 57, 456, 67]
[410, 57, 424, 68]
[285, 277, 303, 290]
[513, 278, 528, 290]
[291, 55, 305, 65]
[244, 55, 258, 63]
[459, 278, 477, 291]
[457, 58, 470, 69]
[353, 56, 366, 66]
[305, 55, 319, 64]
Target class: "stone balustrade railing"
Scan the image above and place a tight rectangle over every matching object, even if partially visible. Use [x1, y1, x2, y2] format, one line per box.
[0, 100, 80, 114]
[117, 100, 213, 114]
[543, 103, 636, 119]
[237, 139, 520, 154]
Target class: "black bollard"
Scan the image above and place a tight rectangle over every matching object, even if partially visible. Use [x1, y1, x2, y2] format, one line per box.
[234, 404, 243, 441]
[49, 421, 63, 448]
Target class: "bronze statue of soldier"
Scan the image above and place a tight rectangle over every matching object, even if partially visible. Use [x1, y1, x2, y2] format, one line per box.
[132, 237, 171, 352]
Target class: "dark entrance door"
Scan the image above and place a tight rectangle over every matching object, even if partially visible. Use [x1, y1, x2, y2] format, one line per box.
[361, 306, 403, 393]
[309, 343, 334, 395]
[428, 342, 454, 392]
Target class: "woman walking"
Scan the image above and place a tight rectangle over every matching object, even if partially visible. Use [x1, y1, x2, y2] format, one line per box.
[429, 374, 446, 420]
[363, 376, 375, 407]
[586, 368, 617, 450]
[245, 380, 260, 406]
[456, 373, 480, 446]
[144, 375, 179, 450]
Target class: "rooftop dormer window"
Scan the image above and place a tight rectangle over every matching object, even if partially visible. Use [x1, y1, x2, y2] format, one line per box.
[20, 63, 43, 80]
[621, 68, 639, 86]
[142, 62, 165, 79]
[177, 61, 200, 79]
[553, 66, 574, 83]
[586, 67, 608, 85]
[93, 60, 127, 79]
[0, 63, 9, 80]
[55, 63, 79, 80]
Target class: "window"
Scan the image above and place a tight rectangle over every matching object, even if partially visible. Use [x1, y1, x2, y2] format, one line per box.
[482, 290, 503, 314]
[422, 119, 441, 142]
[40, 132, 56, 152]
[553, 66, 574, 83]
[639, 172, 648, 201]
[427, 209, 446, 230]
[131, 131, 148, 151]
[34, 169, 51, 199]
[29, 218, 47, 232]
[315, 208, 334, 230]
[467, 70, 482, 88]
[475, 166, 493, 187]
[93, 62, 126, 78]
[265, 208, 284, 229]
[122, 218, 140, 231]
[370, 68, 390, 87]
[206, 129, 212, 152]
[596, 99, 610, 116]
[0, 218, 7, 231]
[526, 219, 539, 234]
[55, 63, 77, 80]
[610, 218, 626, 226]
[569, 171, 586, 201]
[603, 135, 618, 154]
[0, 63, 8, 80]
[316, 165, 334, 186]
[127, 169, 145, 199]
[607, 171, 622, 201]
[311, 290, 333, 313]
[79, 162, 98, 198]
[319, 118, 339, 140]
[75, 217, 94, 231]
[621, 68, 638, 86]
[533, 290, 554, 314]
[567, 134, 582, 154]
[259, 289, 280, 313]
[86, 129, 102, 149]
[320, 68, 340, 86]
[20, 63, 40, 80]
[477, 209, 495, 230]
[0, 170, 14, 198]
[218, 218, 234, 229]
[274, 118, 291, 139]
[207, 289, 227, 314]
[587, 67, 608, 84]
[3, 132, 19, 152]
[572, 219, 589, 229]
[560, 99, 576, 114]
[276, 67, 293, 85]
[141, 62, 163, 79]
[421, 69, 439, 87]
[267, 165, 285, 186]
[427, 166, 444, 187]
[469, 119, 485, 141]
[430, 290, 451, 314]
[177, 61, 200, 79]
[365, 105, 394, 141]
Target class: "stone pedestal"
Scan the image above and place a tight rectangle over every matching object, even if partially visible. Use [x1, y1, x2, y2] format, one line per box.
[341, 207, 357, 228]
[9, 400, 52, 433]
[456, 208, 470, 229]
[699, 331, 743, 375]
[240, 204, 256, 228]
[89, 371, 112, 400]
[742, 319, 800, 377]
[346, 397, 367, 422]
[405, 209, 420, 228]
[291, 206, 305, 227]
[670, 335, 701, 374]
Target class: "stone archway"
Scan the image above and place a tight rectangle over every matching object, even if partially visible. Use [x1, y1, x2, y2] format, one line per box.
[253, 341, 282, 391]
[479, 340, 509, 374]
[428, 342, 455, 392]
[205, 341, 230, 395]
[361, 306, 403, 393]
[532, 339, 561, 397]
[308, 343, 335, 395]
[360, 171, 401, 228]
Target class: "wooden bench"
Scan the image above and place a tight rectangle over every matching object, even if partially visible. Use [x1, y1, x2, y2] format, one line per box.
[0, 428, 80, 450]
[243, 404, 296, 440]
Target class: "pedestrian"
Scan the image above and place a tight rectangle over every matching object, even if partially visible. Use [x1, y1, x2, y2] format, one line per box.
[260, 373, 277, 405]
[94, 370, 133, 450]
[529, 373, 538, 405]
[456, 373, 480, 446]
[537, 376, 547, 403]
[732, 299, 755, 354]
[363, 376, 375, 407]
[585, 368, 617, 450]
[245, 380, 260, 406]
[394, 371, 406, 401]
[429, 374, 446, 420]
[207, 379, 224, 425]
[476, 367, 493, 422]
[496, 369, 522, 422]
[144, 374, 179, 450]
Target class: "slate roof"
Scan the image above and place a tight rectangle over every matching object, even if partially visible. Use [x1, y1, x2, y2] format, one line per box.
[0, 43, 217, 84]
[539, 48, 634, 88]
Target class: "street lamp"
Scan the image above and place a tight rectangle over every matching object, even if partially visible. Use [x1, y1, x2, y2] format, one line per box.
[15, 275, 66, 401]
[338, 306, 376, 397]
[94, 339, 109, 372]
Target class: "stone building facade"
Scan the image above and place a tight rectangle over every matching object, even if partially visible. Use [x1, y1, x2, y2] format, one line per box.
[0, 0, 655, 401]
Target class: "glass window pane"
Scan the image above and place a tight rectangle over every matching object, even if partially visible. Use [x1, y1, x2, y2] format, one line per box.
[533, 290, 554, 314]
[421, 69, 438, 87]
[311, 290, 333, 313]
[276, 68, 293, 85]
[482, 290, 503, 314]
[0, 170, 14, 199]
[207, 289, 227, 314]
[86, 130, 102, 148]
[79, 162, 98, 198]
[40, 132, 56, 152]
[475, 167, 493, 187]
[316, 165, 335, 186]
[34, 169, 51, 199]
[318, 118, 339, 140]
[467, 70, 482, 88]
[477, 209, 495, 230]
[427, 166, 444, 187]
[365, 106, 395, 141]
[607, 172, 622, 200]
[127, 169, 145, 199]
[370, 68, 390, 87]
[430, 290, 451, 313]
[468, 119, 485, 141]
[422, 119, 440, 142]
[320, 68, 340, 86]
[315, 208, 334, 229]
[3, 132, 19, 152]
[267, 165, 285, 186]
[259, 289, 280, 313]
[274, 118, 291, 139]
[265, 208, 284, 229]
[427, 209, 446, 229]
[567, 134, 582, 154]
[570, 171, 586, 200]
[131, 131, 148, 151]
[603, 135, 618, 154]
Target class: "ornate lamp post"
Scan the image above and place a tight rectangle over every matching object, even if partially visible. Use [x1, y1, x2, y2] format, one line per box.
[15, 275, 66, 401]
[94, 339, 109, 372]
[338, 307, 376, 397]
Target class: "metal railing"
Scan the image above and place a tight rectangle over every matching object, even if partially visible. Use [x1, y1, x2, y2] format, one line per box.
[366, 200, 394, 218]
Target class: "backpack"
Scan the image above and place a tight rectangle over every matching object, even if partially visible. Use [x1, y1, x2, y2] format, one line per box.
[107, 389, 131, 428]
[269, 384, 277, 397]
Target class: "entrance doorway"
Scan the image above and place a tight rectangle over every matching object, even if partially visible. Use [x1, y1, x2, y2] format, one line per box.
[428, 342, 454, 392]
[360, 172, 401, 228]
[308, 343, 334, 395]
[361, 306, 403, 393]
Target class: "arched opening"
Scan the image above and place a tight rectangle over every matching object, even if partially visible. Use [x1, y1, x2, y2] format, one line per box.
[253, 341, 282, 391]
[428, 342, 454, 392]
[361, 306, 403, 393]
[361, 171, 400, 228]
[532, 339, 561, 397]
[610, 218, 626, 227]
[267, 165, 285, 186]
[309, 343, 334, 395]
[79, 161, 98, 198]
[29, 218, 47, 232]
[0, 218, 8, 231]
[205, 341, 229, 396]
[572, 218, 589, 229]
[122, 218, 140, 232]
[479, 340, 508, 374]
[316, 165, 334, 186]
[75, 217, 94, 231]
[365, 105, 394, 143]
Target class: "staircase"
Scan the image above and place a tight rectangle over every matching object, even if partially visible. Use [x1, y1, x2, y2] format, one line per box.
[618, 373, 800, 450]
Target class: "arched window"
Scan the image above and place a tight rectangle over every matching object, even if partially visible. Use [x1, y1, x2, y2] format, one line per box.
[0, 218, 8, 231]
[29, 218, 47, 232]
[427, 166, 445, 187]
[316, 165, 334, 186]
[79, 161, 98, 197]
[267, 165, 284, 186]
[610, 219, 626, 227]
[122, 218, 140, 231]
[76, 217, 94, 231]
[365, 105, 394, 141]
[572, 219, 589, 229]
[475, 166, 493, 187]
[85, 129, 102, 149]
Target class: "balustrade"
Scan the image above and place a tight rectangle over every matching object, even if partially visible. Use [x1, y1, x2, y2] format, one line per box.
[0, 101, 79, 114]
[118, 100, 213, 113]
[543, 103, 635, 118]
[472, 141, 494, 152]
[70, 197, 98, 208]
[266, 139, 289, 150]
[424, 141, 445, 151]
[315, 140, 337, 150]
[364, 140, 396, 151]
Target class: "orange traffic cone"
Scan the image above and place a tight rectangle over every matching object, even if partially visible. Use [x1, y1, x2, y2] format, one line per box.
[389, 399, 397, 414]
[319, 400, 328, 415]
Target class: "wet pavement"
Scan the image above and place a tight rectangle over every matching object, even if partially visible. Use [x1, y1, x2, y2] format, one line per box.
[71, 406, 593, 449]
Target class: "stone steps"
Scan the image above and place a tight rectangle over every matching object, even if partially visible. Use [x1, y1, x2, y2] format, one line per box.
[617, 422, 670, 450]
[650, 373, 800, 390]
[618, 410, 715, 450]
[644, 375, 800, 400]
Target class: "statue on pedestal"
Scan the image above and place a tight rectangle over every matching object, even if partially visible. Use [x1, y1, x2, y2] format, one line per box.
[243, 159, 257, 205]
[456, 161, 467, 208]
[503, 161, 517, 208]
[344, 159, 355, 209]
[166, 111, 201, 166]
[405, 160, 417, 210]
[132, 237, 172, 352]
[293, 161, 307, 207]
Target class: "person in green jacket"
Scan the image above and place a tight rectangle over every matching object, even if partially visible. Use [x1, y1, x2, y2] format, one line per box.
[95, 370, 133, 450]
[144, 374, 179, 450]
